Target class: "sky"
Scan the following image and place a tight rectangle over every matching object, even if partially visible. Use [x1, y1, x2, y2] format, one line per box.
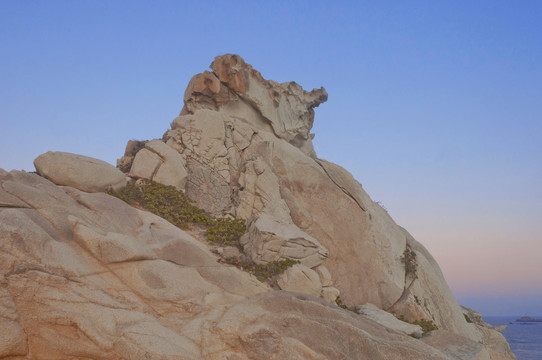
[1, 1, 541, 316]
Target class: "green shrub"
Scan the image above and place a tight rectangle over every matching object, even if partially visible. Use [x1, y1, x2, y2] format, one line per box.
[335, 296, 349, 310]
[109, 180, 296, 282]
[108, 180, 210, 229]
[221, 258, 299, 282]
[413, 318, 437, 334]
[401, 245, 417, 277]
[394, 312, 437, 335]
[205, 218, 246, 246]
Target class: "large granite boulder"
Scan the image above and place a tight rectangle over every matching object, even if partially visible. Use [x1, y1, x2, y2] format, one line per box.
[0, 54, 516, 358]
[34, 151, 126, 192]
[121, 139, 188, 191]
[118, 55, 515, 358]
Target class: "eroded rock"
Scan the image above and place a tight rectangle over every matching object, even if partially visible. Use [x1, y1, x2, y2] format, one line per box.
[354, 303, 423, 338]
[34, 151, 127, 192]
[277, 264, 322, 297]
[240, 214, 328, 268]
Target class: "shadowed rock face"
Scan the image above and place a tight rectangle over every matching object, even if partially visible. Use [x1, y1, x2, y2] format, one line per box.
[0, 54, 516, 359]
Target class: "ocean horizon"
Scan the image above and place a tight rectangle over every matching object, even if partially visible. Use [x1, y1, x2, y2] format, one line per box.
[484, 316, 542, 360]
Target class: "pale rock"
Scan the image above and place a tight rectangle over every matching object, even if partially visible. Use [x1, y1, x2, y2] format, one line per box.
[321, 286, 340, 303]
[461, 306, 516, 360]
[240, 213, 328, 268]
[34, 151, 127, 192]
[167, 110, 233, 215]
[143, 139, 188, 190]
[236, 157, 292, 222]
[461, 305, 505, 332]
[209, 54, 328, 154]
[218, 246, 244, 260]
[389, 232, 483, 341]
[203, 291, 450, 360]
[474, 325, 517, 360]
[0, 281, 28, 357]
[181, 54, 327, 156]
[0, 170, 271, 358]
[182, 70, 236, 114]
[314, 265, 332, 287]
[354, 303, 423, 338]
[277, 264, 322, 297]
[117, 140, 146, 172]
[185, 159, 232, 216]
[2, 55, 516, 359]
[70, 217, 156, 264]
[0, 187, 29, 208]
[269, 138, 406, 309]
[421, 330, 492, 360]
[0, 168, 8, 177]
[128, 148, 161, 180]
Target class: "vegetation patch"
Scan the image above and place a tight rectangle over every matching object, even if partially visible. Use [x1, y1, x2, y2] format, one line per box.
[108, 180, 298, 282]
[205, 218, 246, 246]
[108, 180, 244, 246]
[220, 258, 299, 281]
[464, 314, 473, 323]
[392, 311, 437, 335]
[401, 244, 417, 278]
[335, 296, 351, 311]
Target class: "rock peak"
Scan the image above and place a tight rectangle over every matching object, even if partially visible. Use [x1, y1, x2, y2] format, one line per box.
[182, 54, 327, 158]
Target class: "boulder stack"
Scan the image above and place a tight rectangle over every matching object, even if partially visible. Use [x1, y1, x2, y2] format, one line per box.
[0, 54, 516, 359]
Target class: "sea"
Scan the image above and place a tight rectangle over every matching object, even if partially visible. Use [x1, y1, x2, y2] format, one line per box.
[484, 316, 542, 360]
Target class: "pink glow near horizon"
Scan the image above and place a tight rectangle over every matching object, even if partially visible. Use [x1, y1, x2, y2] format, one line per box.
[411, 225, 542, 297]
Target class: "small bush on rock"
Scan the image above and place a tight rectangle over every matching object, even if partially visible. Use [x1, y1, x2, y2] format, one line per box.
[205, 218, 246, 246]
[395, 313, 437, 335]
[108, 181, 209, 229]
[401, 245, 417, 278]
[109, 180, 297, 283]
[220, 258, 299, 282]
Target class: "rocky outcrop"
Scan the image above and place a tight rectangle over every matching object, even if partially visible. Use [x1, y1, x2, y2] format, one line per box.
[461, 306, 516, 360]
[0, 54, 516, 359]
[34, 151, 127, 192]
[115, 54, 515, 358]
[0, 169, 480, 359]
[276, 264, 322, 297]
[118, 139, 188, 190]
[354, 303, 423, 338]
[182, 54, 327, 158]
[240, 213, 328, 268]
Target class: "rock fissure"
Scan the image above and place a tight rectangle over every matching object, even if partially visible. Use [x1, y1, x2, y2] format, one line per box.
[315, 159, 367, 212]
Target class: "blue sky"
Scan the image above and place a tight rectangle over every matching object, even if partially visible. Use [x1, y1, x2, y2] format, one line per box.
[1, 1, 541, 316]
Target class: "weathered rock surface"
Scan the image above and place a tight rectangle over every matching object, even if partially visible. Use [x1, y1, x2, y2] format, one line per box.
[0, 169, 470, 359]
[421, 330, 491, 360]
[34, 151, 127, 192]
[276, 264, 322, 297]
[0, 54, 516, 359]
[461, 306, 516, 360]
[117, 54, 514, 359]
[354, 303, 423, 338]
[203, 291, 451, 360]
[126, 139, 188, 190]
[240, 213, 329, 268]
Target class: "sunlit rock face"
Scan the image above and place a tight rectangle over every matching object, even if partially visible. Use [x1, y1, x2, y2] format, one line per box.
[0, 54, 515, 359]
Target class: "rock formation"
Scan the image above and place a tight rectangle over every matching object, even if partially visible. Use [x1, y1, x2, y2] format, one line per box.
[0, 54, 516, 359]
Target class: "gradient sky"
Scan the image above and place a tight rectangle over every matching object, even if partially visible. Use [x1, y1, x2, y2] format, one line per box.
[1, 1, 541, 316]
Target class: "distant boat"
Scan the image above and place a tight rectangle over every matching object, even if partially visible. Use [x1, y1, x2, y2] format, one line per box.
[516, 316, 542, 322]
